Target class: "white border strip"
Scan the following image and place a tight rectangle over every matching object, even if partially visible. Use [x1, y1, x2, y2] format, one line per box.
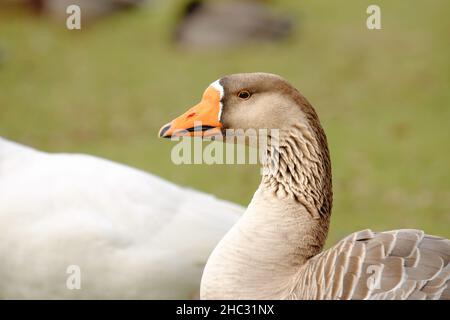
[210, 79, 224, 121]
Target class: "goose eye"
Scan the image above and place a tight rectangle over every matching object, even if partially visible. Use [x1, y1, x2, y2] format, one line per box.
[237, 90, 251, 100]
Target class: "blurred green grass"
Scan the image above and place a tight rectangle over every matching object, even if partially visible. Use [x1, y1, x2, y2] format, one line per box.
[0, 0, 449, 246]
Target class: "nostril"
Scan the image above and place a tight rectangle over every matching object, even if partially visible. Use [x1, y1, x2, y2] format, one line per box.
[187, 112, 196, 119]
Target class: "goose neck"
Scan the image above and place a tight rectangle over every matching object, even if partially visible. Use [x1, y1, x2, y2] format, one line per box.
[261, 124, 332, 220]
[200, 124, 332, 299]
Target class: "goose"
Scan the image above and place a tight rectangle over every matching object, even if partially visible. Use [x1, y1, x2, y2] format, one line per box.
[18, 0, 147, 22]
[174, 0, 292, 48]
[159, 72, 450, 300]
[0, 137, 242, 298]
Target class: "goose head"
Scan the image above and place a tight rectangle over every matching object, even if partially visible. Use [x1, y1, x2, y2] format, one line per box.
[158, 72, 323, 143]
[159, 72, 332, 220]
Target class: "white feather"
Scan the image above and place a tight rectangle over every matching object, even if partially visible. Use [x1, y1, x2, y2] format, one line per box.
[0, 137, 242, 298]
[210, 79, 224, 121]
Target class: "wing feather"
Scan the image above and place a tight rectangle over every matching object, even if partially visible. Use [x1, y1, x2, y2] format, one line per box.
[292, 229, 450, 300]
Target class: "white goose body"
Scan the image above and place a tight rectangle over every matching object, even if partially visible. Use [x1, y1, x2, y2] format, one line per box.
[160, 72, 450, 300]
[0, 137, 242, 299]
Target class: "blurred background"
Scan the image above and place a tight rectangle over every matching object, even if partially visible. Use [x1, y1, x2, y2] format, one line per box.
[0, 0, 449, 246]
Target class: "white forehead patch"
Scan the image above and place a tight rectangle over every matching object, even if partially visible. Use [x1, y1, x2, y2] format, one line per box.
[210, 79, 224, 121]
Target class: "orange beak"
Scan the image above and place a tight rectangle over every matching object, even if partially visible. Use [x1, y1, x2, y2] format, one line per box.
[159, 86, 223, 138]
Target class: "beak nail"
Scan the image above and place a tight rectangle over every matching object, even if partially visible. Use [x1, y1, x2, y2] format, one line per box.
[159, 123, 172, 138]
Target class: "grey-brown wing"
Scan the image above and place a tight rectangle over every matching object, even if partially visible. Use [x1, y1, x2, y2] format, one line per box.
[291, 229, 450, 300]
